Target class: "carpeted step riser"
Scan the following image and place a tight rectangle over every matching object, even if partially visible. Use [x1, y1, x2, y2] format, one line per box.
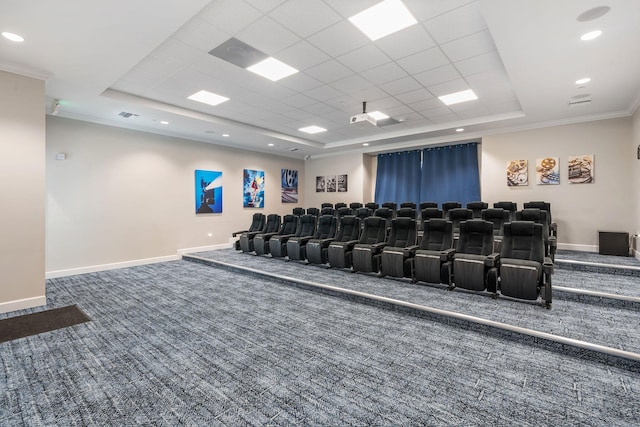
[555, 261, 640, 277]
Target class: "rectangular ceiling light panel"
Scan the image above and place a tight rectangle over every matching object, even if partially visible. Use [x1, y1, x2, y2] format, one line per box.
[247, 57, 299, 81]
[349, 0, 417, 41]
[299, 125, 327, 134]
[187, 90, 229, 106]
[438, 89, 478, 106]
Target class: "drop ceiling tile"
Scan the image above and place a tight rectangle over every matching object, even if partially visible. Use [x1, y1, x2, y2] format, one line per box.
[244, 0, 287, 13]
[404, 0, 477, 21]
[281, 93, 318, 108]
[379, 76, 422, 96]
[348, 86, 390, 103]
[304, 85, 344, 102]
[303, 102, 335, 116]
[199, 0, 263, 35]
[276, 40, 331, 71]
[323, 0, 380, 18]
[408, 97, 442, 112]
[306, 60, 353, 83]
[361, 61, 408, 85]
[149, 38, 202, 68]
[282, 108, 314, 120]
[383, 104, 414, 118]
[451, 104, 490, 119]
[395, 88, 434, 104]
[367, 96, 403, 110]
[428, 113, 460, 124]
[414, 64, 461, 87]
[454, 50, 504, 77]
[424, 1, 487, 45]
[236, 15, 300, 55]
[376, 24, 436, 60]
[323, 95, 361, 112]
[337, 44, 391, 73]
[321, 109, 350, 124]
[440, 29, 496, 62]
[278, 72, 324, 92]
[396, 47, 449, 75]
[170, 18, 231, 53]
[307, 20, 370, 57]
[269, 1, 342, 38]
[330, 74, 374, 94]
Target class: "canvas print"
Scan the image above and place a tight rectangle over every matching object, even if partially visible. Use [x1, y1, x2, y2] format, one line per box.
[195, 170, 222, 214]
[568, 155, 594, 183]
[326, 175, 337, 192]
[337, 174, 348, 192]
[281, 169, 298, 203]
[506, 160, 528, 186]
[316, 176, 325, 192]
[243, 169, 265, 208]
[536, 157, 560, 185]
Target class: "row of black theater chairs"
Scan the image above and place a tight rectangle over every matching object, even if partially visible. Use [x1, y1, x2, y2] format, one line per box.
[232, 200, 556, 308]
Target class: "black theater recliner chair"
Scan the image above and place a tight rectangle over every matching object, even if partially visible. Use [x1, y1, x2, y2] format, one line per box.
[306, 207, 319, 217]
[497, 221, 554, 308]
[350, 202, 363, 210]
[351, 216, 389, 273]
[239, 214, 280, 253]
[412, 219, 454, 285]
[327, 216, 362, 269]
[233, 213, 265, 250]
[516, 208, 557, 261]
[286, 214, 318, 261]
[448, 208, 473, 243]
[397, 207, 417, 219]
[292, 207, 305, 216]
[379, 217, 418, 278]
[448, 219, 498, 294]
[253, 214, 294, 256]
[494, 201, 518, 221]
[269, 214, 303, 258]
[482, 208, 510, 253]
[442, 201, 461, 219]
[305, 215, 338, 265]
[466, 201, 488, 219]
[364, 202, 379, 211]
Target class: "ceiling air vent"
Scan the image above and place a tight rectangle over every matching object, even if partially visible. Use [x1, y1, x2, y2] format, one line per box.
[288, 148, 299, 152]
[569, 98, 591, 107]
[118, 111, 139, 118]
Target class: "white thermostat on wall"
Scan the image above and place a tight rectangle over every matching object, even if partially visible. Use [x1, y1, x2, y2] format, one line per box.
[55, 153, 66, 160]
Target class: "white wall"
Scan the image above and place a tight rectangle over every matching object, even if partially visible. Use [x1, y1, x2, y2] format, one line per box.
[0, 70, 46, 313]
[304, 152, 370, 207]
[482, 117, 633, 250]
[631, 107, 640, 256]
[46, 117, 304, 274]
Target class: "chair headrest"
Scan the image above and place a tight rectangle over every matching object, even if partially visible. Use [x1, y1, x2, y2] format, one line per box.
[509, 221, 536, 235]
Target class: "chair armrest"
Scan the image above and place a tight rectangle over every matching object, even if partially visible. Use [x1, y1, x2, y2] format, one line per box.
[370, 242, 387, 253]
[543, 257, 554, 274]
[274, 234, 296, 242]
[256, 232, 278, 240]
[403, 245, 420, 257]
[485, 253, 500, 268]
[550, 222, 558, 237]
[316, 238, 336, 247]
[330, 240, 359, 250]
[548, 236, 557, 248]
[293, 236, 314, 244]
[232, 229, 248, 237]
[440, 248, 456, 262]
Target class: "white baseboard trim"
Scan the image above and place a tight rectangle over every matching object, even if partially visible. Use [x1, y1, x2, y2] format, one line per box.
[178, 243, 232, 255]
[45, 254, 180, 279]
[0, 295, 47, 314]
[557, 243, 598, 252]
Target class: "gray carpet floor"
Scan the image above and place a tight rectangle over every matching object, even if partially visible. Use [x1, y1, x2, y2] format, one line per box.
[1, 257, 639, 425]
[555, 250, 640, 267]
[193, 249, 640, 356]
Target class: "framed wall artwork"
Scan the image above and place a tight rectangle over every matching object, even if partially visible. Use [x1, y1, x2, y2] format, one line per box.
[281, 169, 298, 203]
[568, 155, 594, 183]
[316, 176, 325, 192]
[326, 175, 337, 192]
[506, 160, 528, 186]
[337, 174, 348, 192]
[536, 157, 560, 185]
[243, 169, 265, 208]
[195, 169, 222, 214]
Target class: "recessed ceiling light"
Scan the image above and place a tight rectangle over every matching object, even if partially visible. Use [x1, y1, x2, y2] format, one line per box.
[363, 143, 369, 146]
[456, 128, 464, 132]
[160, 121, 169, 125]
[580, 30, 602, 41]
[187, 90, 229, 107]
[222, 134, 230, 137]
[368, 111, 389, 120]
[438, 89, 478, 106]
[268, 143, 274, 147]
[2, 32, 24, 42]
[247, 57, 298, 81]
[349, 0, 417, 41]
[299, 125, 327, 134]
[575, 77, 591, 85]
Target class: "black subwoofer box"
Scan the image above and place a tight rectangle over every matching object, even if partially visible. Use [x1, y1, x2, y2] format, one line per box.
[598, 231, 629, 256]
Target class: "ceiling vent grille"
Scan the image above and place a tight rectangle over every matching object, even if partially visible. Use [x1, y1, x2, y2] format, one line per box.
[569, 98, 591, 107]
[118, 111, 139, 118]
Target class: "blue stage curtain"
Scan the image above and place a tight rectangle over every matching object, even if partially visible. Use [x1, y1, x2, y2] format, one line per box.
[374, 150, 421, 207]
[420, 143, 480, 206]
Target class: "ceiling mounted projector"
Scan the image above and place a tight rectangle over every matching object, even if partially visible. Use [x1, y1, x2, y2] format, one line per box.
[350, 101, 377, 127]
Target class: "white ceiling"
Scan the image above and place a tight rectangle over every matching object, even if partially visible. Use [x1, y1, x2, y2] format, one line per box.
[1, 0, 639, 159]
